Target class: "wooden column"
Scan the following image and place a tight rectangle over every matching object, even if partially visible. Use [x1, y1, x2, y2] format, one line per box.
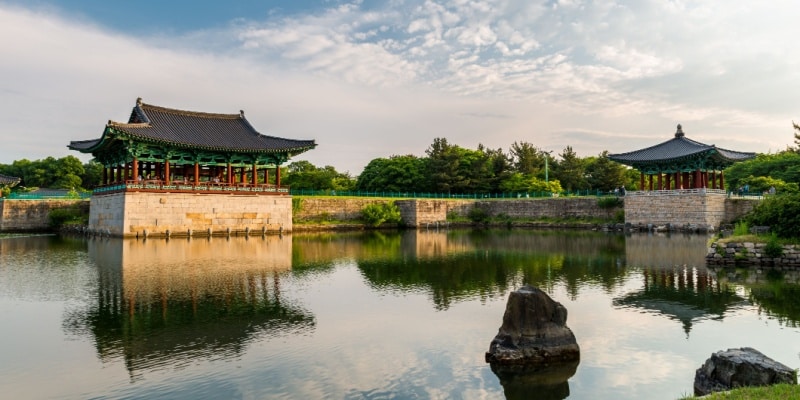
[276, 166, 281, 187]
[252, 162, 257, 185]
[102, 167, 108, 185]
[132, 158, 139, 181]
[227, 163, 233, 185]
[263, 168, 269, 185]
[165, 161, 171, 185]
[648, 175, 653, 191]
[719, 172, 725, 191]
[240, 167, 246, 183]
[710, 171, 716, 189]
[639, 172, 645, 191]
[657, 173, 663, 190]
[194, 162, 200, 185]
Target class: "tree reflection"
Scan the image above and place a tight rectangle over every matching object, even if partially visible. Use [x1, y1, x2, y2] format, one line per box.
[710, 267, 800, 328]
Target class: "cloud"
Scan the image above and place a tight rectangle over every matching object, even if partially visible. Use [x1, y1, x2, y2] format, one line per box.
[0, 1, 798, 174]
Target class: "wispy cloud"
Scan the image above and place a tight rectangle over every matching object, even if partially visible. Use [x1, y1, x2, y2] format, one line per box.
[0, 1, 797, 173]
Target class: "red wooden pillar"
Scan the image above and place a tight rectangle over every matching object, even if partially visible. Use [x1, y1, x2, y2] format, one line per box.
[276, 166, 281, 187]
[648, 175, 653, 191]
[657, 173, 663, 190]
[102, 167, 108, 185]
[710, 171, 716, 189]
[132, 158, 139, 181]
[639, 172, 645, 191]
[263, 168, 269, 185]
[719, 172, 725, 191]
[252, 163, 257, 185]
[194, 162, 200, 185]
[227, 163, 233, 185]
[240, 167, 246, 183]
[165, 162, 171, 185]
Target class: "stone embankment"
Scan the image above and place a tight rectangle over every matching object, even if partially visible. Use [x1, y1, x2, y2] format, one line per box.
[0, 198, 88, 232]
[707, 241, 800, 267]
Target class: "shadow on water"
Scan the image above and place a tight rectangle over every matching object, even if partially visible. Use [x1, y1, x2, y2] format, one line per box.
[61, 236, 315, 380]
[491, 361, 579, 400]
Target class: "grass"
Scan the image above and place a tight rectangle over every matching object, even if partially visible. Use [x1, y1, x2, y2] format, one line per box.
[679, 384, 800, 399]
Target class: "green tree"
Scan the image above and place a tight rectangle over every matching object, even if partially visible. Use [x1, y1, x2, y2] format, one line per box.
[356, 155, 427, 192]
[586, 151, 627, 192]
[552, 146, 588, 192]
[284, 161, 355, 191]
[510, 141, 545, 176]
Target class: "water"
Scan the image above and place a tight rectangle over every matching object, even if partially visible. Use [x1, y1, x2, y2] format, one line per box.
[1, 230, 799, 399]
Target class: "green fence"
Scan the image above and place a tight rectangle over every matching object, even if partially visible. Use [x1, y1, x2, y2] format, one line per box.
[4, 192, 92, 200]
[288, 189, 609, 199]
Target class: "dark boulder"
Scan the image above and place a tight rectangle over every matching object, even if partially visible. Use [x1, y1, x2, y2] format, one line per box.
[485, 285, 580, 366]
[694, 347, 797, 396]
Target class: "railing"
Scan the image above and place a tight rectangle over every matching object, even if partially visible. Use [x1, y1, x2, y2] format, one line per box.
[626, 188, 727, 196]
[288, 189, 611, 199]
[93, 180, 290, 195]
[4, 192, 92, 200]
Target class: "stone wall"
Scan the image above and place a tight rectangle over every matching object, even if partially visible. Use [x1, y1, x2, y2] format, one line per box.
[0, 199, 89, 232]
[89, 192, 292, 238]
[624, 191, 757, 231]
[293, 197, 390, 222]
[707, 241, 800, 267]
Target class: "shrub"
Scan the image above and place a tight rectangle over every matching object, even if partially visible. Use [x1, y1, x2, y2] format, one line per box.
[468, 206, 490, 224]
[597, 197, 622, 209]
[746, 193, 800, 239]
[733, 220, 749, 236]
[763, 234, 784, 258]
[48, 207, 87, 229]
[361, 202, 401, 227]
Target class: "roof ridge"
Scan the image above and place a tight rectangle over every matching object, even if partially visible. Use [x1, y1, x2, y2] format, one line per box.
[109, 121, 150, 128]
[140, 102, 242, 119]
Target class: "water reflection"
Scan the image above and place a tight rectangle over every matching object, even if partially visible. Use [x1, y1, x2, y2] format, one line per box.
[491, 361, 579, 400]
[294, 229, 631, 310]
[710, 267, 800, 328]
[63, 236, 315, 379]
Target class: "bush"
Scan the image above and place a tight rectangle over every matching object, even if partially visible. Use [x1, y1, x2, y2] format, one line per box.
[746, 193, 800, 239]
[733, 220, 749, 236]
[763, 234, 784, 258]
[361, 202, 402, 227]
[467, 206, 490, 224]
[48, 207, 87, 229]
[597, 197, 623, 209]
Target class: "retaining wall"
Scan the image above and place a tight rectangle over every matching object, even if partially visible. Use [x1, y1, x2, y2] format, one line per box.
[0, 199, 89, 232]
[624, 191, 758, 231]
[89, 192, 292, 238]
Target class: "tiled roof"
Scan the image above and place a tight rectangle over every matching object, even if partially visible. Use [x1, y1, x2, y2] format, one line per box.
[608, 125, 755, 164]
[69, 98, 316, 154]
[0, 173, 21, 186]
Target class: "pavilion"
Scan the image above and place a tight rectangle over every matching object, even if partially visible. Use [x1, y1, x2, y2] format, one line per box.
[67, 98, 316, 238]
[69, 98, 316, 194]
[608, 125, 755, 191]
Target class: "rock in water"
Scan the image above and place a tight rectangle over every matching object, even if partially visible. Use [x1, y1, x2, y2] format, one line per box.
[694, 347, 797, 396]
[485, 285, 580, 366]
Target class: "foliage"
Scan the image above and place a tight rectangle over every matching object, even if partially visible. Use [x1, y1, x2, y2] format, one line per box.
[283, 161, 356, 191]
[597, 196, 623, 209]
[467, 206, 490, 225]
[585, 151, 628, 192]
[553, 146, 588, 191]
[292, 198, 303, 214]
[356, 155, 427, 192]
[746, 193, 800, 239]
[48, 207, 87, 229]
[725, 151, 800, 192]
[361, 202, 402, 227]
[0, 156, 91, 190]
[733, 220, 750, 236]
[763, 234, 785, 258]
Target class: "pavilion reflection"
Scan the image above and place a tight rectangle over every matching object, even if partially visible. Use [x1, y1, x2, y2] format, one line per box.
[64, 236, 314, 379]
[615, 233, 744, 335]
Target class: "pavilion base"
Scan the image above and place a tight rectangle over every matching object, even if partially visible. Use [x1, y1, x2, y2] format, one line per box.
[88, 191, 292, 238]
[624, 189, 756, 232]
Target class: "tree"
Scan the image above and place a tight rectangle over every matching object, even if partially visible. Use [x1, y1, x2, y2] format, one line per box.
[510, 141, 545, 176]
[283, 161, 355, 191]
[585, 151, 627, 192]
[356, 155, 426, 192]
[552, 146, 588, 192]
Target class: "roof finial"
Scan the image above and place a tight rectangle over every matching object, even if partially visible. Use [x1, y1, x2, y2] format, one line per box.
[675, 124, 684, 138]
[240, 110, 245, 117]
[136, 97, 142, 106]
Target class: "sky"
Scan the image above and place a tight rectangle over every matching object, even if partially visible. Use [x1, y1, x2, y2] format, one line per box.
[1, 0, 799, 175]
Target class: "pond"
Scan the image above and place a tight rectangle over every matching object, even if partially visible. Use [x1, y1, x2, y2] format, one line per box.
[1, 229, 798, 399]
